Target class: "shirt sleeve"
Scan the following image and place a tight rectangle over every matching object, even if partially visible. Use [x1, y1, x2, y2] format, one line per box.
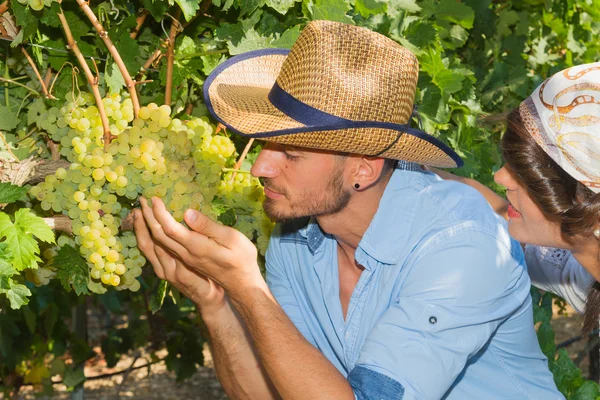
[525, 244, 593, 313]
[265, 227, 317, 347]
[349, 229, 530, 400]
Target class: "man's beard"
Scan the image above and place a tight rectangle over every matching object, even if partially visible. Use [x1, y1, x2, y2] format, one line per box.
[262, 167, 351, 223]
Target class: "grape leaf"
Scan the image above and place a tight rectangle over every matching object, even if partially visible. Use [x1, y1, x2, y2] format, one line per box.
[174, 0, 201, 22]
[237, 0, 266, 16]
[15, 208, 55, 244]
[386, 0, 420, 17]
[3, 282, 31, 309]
[53, 245, 89, 296]
[305, 0, 353, 24]
[436, 0, 475, 29]
[0, 183, 28, 204]
[0, 211, 41, 271]
[272, 25, 302, 48]
[40, 2, 62, 28]
[105, 62, 126, 95]
[150, 279, 168, 313]
[266, 0, 299, 15]
[143, 0, 169, 21]
[0, 106, 19, 131]
[227, 28, 274, 55]
[355, 0, 387, 18]
[10, 1, 39, 45]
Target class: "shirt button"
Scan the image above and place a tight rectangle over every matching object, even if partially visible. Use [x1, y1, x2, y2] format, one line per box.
[429, 316, 437, 324]
[345, 332, 350, 339]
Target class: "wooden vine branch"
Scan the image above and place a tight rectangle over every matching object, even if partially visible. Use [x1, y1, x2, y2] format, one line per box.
[165, 8, 182, 106]
[0, 1, 8, 17]
[43, 212, 134, 233]
[137, 48, 163, 80]
[57, 8, 112, 148]
[130, 9, 149, 39]
[230, 138, 254, 181]
[21, 47, 56, 99]
[75, 0, 140, 117]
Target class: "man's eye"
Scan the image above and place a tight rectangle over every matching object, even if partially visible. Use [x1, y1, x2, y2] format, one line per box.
[284, 153, 299, 161]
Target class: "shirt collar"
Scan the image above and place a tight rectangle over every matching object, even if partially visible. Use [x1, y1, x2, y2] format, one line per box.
[357, 162, 424, 265]
[298, 217, 326, 254]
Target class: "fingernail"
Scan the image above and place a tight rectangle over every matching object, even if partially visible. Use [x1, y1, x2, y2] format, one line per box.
[186, 209, 197, 222]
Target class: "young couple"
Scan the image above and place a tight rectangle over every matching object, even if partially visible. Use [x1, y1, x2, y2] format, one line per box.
[134, 20, 599, 399]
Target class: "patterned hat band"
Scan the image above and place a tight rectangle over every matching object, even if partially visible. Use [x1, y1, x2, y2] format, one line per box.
[203, 20, 463, 168]
[519, 62, 600, 193]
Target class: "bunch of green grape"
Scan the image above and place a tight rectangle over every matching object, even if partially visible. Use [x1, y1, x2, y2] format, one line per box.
[31, 93, 274, 292]
[217, 171, 275, 256]
[16, 0, 53, 12]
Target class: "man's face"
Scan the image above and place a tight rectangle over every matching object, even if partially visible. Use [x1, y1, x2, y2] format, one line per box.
[250, 143, 351, 222]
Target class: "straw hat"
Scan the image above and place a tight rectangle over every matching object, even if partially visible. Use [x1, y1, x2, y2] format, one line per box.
[519, 62, 600, 192]
[203, 20, 463, 168]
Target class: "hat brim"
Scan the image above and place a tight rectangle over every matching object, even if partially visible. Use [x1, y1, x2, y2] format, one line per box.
[204, 49, 463, 168]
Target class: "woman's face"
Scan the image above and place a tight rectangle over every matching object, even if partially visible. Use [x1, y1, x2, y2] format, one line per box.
[494, 165, 572, 249]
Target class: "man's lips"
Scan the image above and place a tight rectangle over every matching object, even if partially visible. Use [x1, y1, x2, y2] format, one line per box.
[264, 186, 284, 199]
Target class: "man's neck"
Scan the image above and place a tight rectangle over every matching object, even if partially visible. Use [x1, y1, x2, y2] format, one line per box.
[316, 173, 392, 252]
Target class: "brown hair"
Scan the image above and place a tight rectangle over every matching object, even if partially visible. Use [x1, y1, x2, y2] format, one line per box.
[502, 108, 600, 334]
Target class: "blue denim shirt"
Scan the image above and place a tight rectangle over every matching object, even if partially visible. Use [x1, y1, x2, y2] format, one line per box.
[266, 162, 563, 399]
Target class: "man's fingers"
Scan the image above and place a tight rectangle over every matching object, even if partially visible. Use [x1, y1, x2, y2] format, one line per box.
[155, 244, 178, 282]
[140, 197, 189, 256]
[132, 208, 165, 279]
[183, 208, 238, 249]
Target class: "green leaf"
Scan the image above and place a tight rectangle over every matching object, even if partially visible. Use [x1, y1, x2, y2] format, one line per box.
[143, 0, 169, 21]
[150, 279, 168, 313]
[386, 0, 420, 18]
[536, 320, 555, 360]
[0, 183, 28, 204]
[14, 208, 55, 244]
[28, 98, 47, 127]
[174, 0, 202, 21]
[105, 62, 125, 95]
[266, 0, 299, 14]
[53, 245, 89, 296]
[305, 0, 353, 24]
[22, 306, 37, 334]
[572, 380, 600, 400]
[227, 28, 274, 55]
[272, 25, 302, 48]
[437, 0, 475, 29]
[355, 0, 387, 18]
[40, 2, 62, 27]
[0, 212, 41, 271]
[4, 282, 31, 309]
[114, 32, 141, 76]
[238, 0, 267, 16]
[11, 1, 39, 45]
[62, 366, 86, 388]
[0, 106, 20, 131]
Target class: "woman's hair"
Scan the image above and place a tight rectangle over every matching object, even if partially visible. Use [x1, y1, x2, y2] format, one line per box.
[502, 108, 600, 334]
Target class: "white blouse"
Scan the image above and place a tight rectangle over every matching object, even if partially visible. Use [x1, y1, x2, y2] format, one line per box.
[525, 244, 595, 313]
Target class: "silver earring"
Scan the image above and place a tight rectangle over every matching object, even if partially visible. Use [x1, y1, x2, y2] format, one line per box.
[594, 227, 600, 239]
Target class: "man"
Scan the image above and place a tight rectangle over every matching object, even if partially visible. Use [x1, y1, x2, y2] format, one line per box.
[134, 21, 562, 399]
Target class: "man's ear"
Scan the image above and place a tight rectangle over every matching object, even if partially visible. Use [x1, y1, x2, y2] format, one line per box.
[350, 156, 386, 190]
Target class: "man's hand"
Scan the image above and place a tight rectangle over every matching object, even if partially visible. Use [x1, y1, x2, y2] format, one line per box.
[136, 197, 264, 296]
[133, 204, 226, 314]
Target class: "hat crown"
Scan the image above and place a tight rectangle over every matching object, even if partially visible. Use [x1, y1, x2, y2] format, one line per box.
[275, 20, 419, 124]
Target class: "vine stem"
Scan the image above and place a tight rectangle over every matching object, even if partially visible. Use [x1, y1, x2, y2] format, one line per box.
[75, 0, 140, 117]
[230, 135, 254, 182]
[130, 9, 149, 39]
[0, 131, 18, 160]
[165, 8, 182, 106]
[0, 77, 41, 97]
[20, 46, 56, 99]
[137, 47, 163, 80]
[0, 1, 7, 17]
[57, 8, 112, 148]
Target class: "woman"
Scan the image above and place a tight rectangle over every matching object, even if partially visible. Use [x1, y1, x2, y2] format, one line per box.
[435, 62, 600, 334]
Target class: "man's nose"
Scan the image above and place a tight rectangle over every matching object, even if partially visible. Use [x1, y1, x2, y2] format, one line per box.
[251, 143, 281, 179]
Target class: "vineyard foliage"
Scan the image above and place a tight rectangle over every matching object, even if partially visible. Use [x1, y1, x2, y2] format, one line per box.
[1, 0, 600, 397]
